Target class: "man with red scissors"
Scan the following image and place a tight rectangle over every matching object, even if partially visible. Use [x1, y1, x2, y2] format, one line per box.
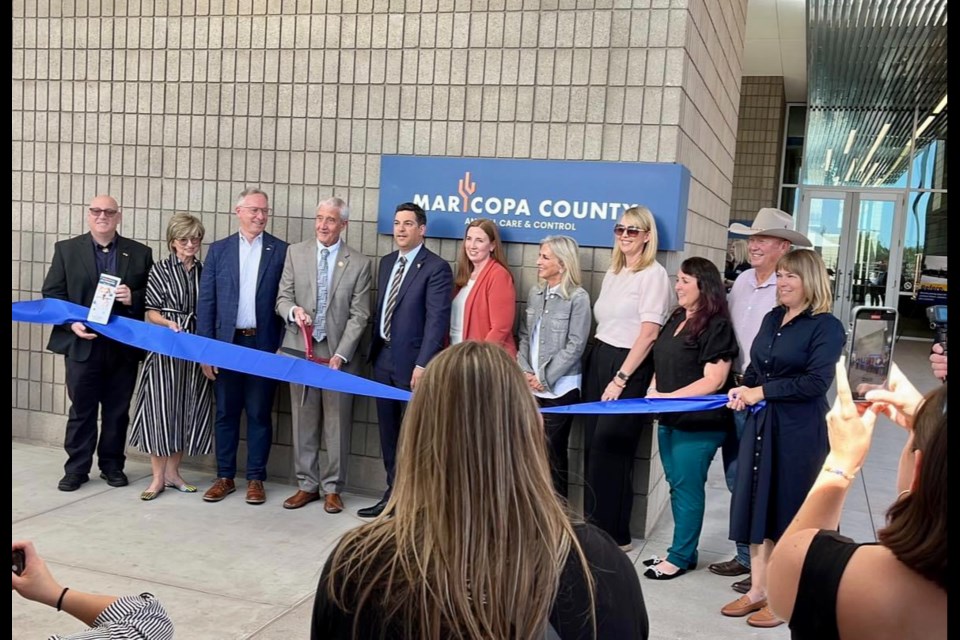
[275, 197, 372, 513]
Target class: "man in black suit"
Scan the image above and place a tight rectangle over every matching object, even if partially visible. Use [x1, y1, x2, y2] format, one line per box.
[358, 202, 453, 518]
[41, 195, 154, 492]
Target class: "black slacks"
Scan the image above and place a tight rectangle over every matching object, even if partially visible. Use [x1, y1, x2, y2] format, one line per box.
[63, 339, 139, 475]
[581, 340, 654, 546]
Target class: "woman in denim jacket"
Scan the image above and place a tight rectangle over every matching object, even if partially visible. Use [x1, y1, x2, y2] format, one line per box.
[518, 236, 593, 498]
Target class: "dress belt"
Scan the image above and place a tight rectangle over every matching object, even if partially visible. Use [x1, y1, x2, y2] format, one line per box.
[235, 328, 257, 337]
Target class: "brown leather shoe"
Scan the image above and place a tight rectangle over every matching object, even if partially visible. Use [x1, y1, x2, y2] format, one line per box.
[708, 558, 750, 576]
[202, 478, 236, 502]
[747, 605, 784, 628]
[324, 493, 344, 514]
[246, 480, 266, 505]
[283, 490, 321, 510]
[720, 595, 766, 617]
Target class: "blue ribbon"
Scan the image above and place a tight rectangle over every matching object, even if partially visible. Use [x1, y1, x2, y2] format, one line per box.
[12, 299, 411, 402]
[12, 299, 750, 415]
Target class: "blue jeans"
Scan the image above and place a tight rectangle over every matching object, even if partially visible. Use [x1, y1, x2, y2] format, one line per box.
[658, 424, 727, 570]
[720, 409, 751, 568]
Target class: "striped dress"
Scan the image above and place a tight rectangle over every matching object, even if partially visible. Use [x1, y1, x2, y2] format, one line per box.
[129, 254, 213, 456]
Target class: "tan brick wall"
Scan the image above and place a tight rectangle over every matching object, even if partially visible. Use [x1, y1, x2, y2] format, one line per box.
[12, 0, 747, 537]
[730, 75, 785, 223]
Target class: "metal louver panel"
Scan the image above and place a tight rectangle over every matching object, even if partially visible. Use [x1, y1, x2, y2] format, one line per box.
[804, 0, 947, 186]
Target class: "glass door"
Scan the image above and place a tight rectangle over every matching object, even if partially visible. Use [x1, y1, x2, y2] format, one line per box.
[797, 190, 905, 327]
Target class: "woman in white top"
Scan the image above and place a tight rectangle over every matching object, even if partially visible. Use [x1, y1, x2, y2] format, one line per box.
[450, 219, 517, 356]
[583, 206, 671, 551]
[517, 236, 593, 498]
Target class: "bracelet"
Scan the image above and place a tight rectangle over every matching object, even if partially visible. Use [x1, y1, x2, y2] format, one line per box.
[615, 370, 630, 382]
[822, 465, 856, 481]
[56, 587, 69, 612]
[611, 378, 626, 388]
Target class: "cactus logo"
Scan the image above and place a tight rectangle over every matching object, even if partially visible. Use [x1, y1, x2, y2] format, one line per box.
[457, 172, 476, 213]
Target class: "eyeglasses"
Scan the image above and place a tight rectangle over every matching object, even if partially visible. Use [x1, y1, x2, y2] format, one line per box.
[240, 206, 270, 215]
[613, 225, 644, 238]
[89, 207, 120, 218]
[174, 237, 202, 246]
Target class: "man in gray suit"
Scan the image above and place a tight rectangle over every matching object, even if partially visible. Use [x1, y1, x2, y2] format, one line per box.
[275, 197, 372, 513]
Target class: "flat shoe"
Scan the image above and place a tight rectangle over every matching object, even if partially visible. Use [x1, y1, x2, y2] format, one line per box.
[642, 555, 664, 567]
[164, 482, 198, 493]
[747, 605, 784, 628]
[643, 565, 686, 580]
[721, 595, 766, 617]
[140, 488, 164, 501]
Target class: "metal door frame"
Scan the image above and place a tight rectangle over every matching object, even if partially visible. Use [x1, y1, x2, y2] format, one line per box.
[797, 188, 907, 325]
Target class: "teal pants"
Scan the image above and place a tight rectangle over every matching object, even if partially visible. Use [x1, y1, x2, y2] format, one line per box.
[658, 424, 727, 569]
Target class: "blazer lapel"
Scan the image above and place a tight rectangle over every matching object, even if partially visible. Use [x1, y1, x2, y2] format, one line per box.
[116, 236, 132, 282]
[329, 245, 350, 298]
[226, 234, 240, 293]
[78, 233, 99, 286]
[255, 234, 275, 292]
[394, 249, 427, 306]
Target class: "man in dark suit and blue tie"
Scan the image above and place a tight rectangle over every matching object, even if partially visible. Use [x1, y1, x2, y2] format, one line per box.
[41, 194, 154, 492]
[196, 187, 289, 505]
[358, 202, 453, 518]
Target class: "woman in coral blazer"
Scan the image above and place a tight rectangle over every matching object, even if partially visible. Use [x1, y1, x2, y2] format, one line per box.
[450, 219, 517, 357]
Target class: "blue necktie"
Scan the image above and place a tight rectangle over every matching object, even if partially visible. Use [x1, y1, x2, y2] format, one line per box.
[313, 248, 329, 342]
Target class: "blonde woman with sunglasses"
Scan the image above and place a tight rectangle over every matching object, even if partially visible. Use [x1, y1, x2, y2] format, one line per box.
[581, 206, 671, 551]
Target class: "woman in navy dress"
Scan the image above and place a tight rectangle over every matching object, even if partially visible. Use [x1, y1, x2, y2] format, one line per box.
[719, 249, 845, 629]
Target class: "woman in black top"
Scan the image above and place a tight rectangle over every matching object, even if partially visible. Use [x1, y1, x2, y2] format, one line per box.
[767, 365, 947, 640]
[311, 342, 649, 640]
[643, 258, 738, 580]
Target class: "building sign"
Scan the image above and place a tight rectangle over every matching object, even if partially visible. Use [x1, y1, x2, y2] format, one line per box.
[377, 156, 691, 250]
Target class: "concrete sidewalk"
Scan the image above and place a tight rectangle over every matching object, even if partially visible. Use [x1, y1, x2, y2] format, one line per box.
[12, 340, 938, 639]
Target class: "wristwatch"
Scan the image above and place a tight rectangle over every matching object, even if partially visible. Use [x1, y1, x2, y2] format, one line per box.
[615, 370, 630, 382]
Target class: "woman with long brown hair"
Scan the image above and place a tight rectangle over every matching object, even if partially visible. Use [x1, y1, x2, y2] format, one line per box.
[450, 219, 517, 356]
[311, 342, 648, 639]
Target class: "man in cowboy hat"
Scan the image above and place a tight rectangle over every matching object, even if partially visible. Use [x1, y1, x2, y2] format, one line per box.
[711, 207, 812, 590]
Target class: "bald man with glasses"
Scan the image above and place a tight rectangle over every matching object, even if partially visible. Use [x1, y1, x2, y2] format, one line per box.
[41, 194, 154, 492]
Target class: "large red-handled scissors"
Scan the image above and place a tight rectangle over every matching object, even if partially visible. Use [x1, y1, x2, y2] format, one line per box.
[279, 316, 330, 365]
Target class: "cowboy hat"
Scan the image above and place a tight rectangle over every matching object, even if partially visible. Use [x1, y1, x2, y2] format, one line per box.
[728, 208, 812, 247]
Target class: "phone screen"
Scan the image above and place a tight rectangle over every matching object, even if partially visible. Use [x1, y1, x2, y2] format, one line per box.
[847, 307, 897, 401]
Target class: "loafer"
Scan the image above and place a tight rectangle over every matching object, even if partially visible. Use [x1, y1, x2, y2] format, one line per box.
[58, 473, 89, 492]
[283, 490, 321, 510]
[708, 558, 750, 576]
[324, 493, 344, 514]
[643, 565, 686, 580]
[732, 576, 752, 594]
[721, 595, 766, 618]
[357, 498, 388, 518]
[246, 480, 266, 505]
[100, 470, 129, 487]
[202, 478, 236, 502]
[747, 605, 784, 628]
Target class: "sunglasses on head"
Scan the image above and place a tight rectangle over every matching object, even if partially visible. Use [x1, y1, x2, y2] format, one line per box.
[613, 224, 643, 238]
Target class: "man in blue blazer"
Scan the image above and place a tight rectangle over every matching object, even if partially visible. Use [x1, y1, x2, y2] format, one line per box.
[196, 188, 289, 505]
[358, 202, 453, 518]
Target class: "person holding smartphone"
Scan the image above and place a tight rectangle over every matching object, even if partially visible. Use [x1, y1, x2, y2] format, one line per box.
[720, 248, 846, 628]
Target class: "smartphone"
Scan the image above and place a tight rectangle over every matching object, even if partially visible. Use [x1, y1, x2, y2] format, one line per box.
[12, 549, 25, 576]
[846, 306, 898, 402]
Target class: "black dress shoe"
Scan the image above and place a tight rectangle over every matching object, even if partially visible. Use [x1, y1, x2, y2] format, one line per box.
[357, 498, 388, 518]
[732, 576, 752, 594]
[100, 470, 129, 487]
[58, 473, 89, 492]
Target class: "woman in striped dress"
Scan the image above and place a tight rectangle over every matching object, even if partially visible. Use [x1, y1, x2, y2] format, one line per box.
[130, 213, 213, 501]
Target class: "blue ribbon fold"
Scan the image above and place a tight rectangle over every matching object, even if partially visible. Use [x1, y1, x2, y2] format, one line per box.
[12, 299, 752, 416]
[12, 299, 411, 402]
